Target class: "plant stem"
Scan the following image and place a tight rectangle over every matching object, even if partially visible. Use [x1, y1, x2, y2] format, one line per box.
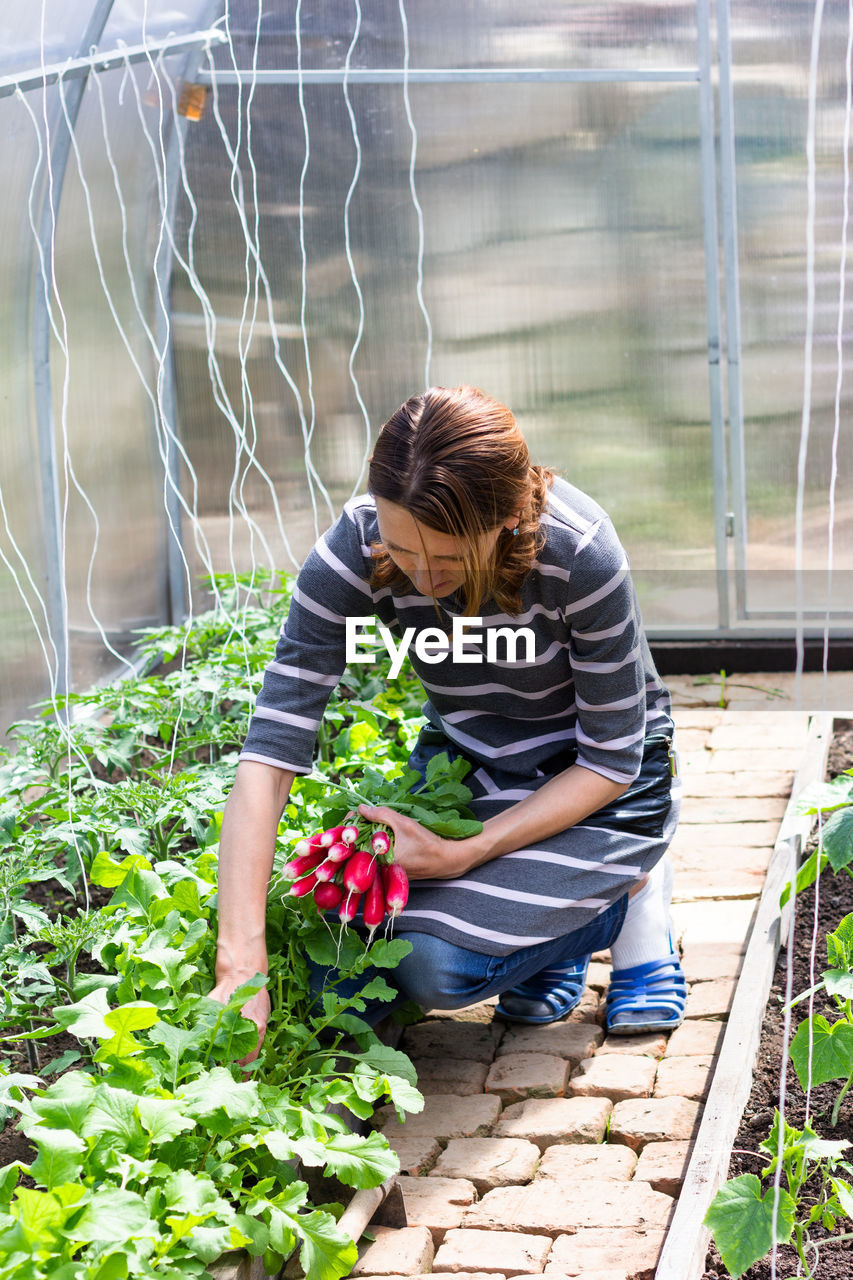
[831, 1069, 853, 1127]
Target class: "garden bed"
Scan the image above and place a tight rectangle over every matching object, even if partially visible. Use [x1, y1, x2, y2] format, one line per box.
[699, 719, 853, 1280]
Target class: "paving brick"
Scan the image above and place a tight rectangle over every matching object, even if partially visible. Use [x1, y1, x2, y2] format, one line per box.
[670, 817, 779, 849]
[633, 1140, 693, 1195]
[462, 1180, 673, 1235]
[653, 1054, 714, 1100]
[680, 941, 744, 982]
[433, 1228, 551, 1275]
[545, 1227, 666, 1278]
[432, 1137, 540, 1193]
[680, 769, 794, 798]
[671, 727, 712, 753]
[670, 899, 757, 947]
[402, 1021, 503, 1064]
[374, 1094, 502, 1143]
[497, 1023, 603, 1066]
[399, 1176, 477, 1245]
[664, 1019, 724, 1058]
[585, 961, 611, 992]
[485, 1053, 569, 1103]
[535, 1143, 636, 1183]
[409, 1057, 489, 1096]
[351, 1225, 434, 1276]
[707, 747, 803, 772]
[386, 1135, 442, 1176]
[673, 861, 769, 901]
[685, 977, 737, 1019]
[679, 749, 710, 774]
[709, 717, 810, 751]
[678, 795, 788, 824]
[596, 1032, 667, 1059]
[426, 997, 500, 1024]
[609, 1097, 703, 1152]
[496, 1097, 611, 1152]
[354, 1275, 502, 1280]
[672, 708, 726, 729]
[568, 1054, 656, 1102]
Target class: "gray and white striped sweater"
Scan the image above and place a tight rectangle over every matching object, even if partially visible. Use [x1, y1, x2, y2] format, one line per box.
[242, 477, 673, 785]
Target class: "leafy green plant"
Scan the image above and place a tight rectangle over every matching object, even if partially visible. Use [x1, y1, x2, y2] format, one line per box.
[706, 1111, 853, 1278]
[0, 569, 432, 1280]
[783, 769, 853, 906]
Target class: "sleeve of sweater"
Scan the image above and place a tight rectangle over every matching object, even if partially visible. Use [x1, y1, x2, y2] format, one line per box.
[240, 507, 377, 773]
[562, 517, 649, 785]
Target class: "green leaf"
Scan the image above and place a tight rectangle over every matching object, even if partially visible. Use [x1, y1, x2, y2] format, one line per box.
[64, 1187, 154, 1244]
[29, 1072, 97, 1132]
[176, 1067, 261, 1123]
[358, 1044, 418, 1088]
[705, 1174, 794, 1278]
[295, 1206, 358, 1280]
[28, 1130, 86, 1189]
[311, 1131, 399, 1189]
[94, 1002, 160, 1062]
[790, 1016, 853, 1089]
[796, 777, 853, 815]
[823, 807, 853, 872]
[89, 850, 151, 888]
[51, 988, 112, 1041]
[823, 969, 853, 1001]
[780, 846, 826, 907]
[135, 1096, 196, 1145]
[831, 1176, 853, 1221]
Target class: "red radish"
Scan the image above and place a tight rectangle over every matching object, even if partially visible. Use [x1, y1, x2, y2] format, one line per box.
[283, 849, 325, 879]
[339, 891, 362, 924]
[363, 875, 386, 930]
[313, 881, 344, 909]
[291, 832, 323, 858]
[341, 824, 359, 845]
[324, 840, 351, 864]
[342, 850, 377, 895]
[370, 829, 391, 857]
[313, 858, 339, 883]
[289, 871, 319, 898]
[319, 825, 346, 848]
[381, 863, 409, 917]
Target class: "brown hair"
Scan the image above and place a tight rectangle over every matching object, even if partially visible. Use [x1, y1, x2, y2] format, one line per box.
[368, 385, 553, 615]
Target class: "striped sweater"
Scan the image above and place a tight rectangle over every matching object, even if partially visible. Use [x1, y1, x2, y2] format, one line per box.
[242, 477, 673, 783]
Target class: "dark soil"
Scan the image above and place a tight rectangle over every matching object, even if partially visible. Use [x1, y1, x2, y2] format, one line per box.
[703, 720, 853, 1280]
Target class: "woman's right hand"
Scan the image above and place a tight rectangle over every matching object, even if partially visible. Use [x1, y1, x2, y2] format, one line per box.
[209, 969, 271, 1065]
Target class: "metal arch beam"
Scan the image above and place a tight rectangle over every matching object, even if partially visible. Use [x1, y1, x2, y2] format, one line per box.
[31, 0, 117, 711]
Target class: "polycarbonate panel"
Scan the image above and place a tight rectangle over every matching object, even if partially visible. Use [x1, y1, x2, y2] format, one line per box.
[0, 0, 97, 76]
[220, 0, 699, 73]
[0, 93, 52, 740]
[732, 1, 853, 627]
[173, 55, 717, 627]
[47, 58, 196, 690]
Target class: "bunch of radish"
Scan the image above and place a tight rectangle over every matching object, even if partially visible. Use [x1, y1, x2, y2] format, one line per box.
[283, 820, 409, 930]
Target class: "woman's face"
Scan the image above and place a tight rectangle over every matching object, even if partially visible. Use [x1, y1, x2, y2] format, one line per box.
[374, 497, 512, 598]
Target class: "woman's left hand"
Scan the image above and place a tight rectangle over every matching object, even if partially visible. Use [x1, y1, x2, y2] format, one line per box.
[357, 803, 474, 879]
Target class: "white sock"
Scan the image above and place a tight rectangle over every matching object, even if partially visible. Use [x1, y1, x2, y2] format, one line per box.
[609, 855, 674, 972]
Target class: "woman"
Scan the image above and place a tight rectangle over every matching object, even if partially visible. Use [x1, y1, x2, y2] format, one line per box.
[212, 386, 685, 1052]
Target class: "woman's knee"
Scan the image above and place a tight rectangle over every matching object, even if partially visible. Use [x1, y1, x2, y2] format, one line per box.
[393, 932, 491, 1010]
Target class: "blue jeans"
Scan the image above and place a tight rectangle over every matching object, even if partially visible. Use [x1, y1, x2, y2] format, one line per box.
[310, 892, 627, 1022]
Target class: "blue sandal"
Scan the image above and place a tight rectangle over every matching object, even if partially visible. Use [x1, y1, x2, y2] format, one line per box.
[495, 955, 591, 1025]
[605, 953, 687, 1035]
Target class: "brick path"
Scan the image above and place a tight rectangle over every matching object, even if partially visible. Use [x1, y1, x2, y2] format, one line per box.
[311, 674, 847, 1279]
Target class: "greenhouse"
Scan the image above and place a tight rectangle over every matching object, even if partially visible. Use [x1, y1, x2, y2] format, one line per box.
[1, 3, 852, 1279]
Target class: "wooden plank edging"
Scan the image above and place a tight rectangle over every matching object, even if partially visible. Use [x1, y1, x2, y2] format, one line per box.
[655, 712, 834, 1280]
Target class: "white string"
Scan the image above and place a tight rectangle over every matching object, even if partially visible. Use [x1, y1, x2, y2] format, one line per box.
[342, 0, 373, 498]
[203, 40, 336, 537]
[398, 0, 433, 389]
[772, 3, 826, 1271]
[294, 0, 319, 470]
